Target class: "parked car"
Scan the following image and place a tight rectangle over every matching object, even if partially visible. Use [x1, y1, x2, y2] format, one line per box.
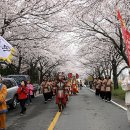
[7, 75, 30, 85]
[2, 78, 18, 109]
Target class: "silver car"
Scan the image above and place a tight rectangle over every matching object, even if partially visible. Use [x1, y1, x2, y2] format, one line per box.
[7, 75, 30, 85]
[2, 78, 18, 109]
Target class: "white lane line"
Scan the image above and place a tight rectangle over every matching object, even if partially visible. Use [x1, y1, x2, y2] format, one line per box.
[111, 100, 127, 111]
[87, 87, 127, 111]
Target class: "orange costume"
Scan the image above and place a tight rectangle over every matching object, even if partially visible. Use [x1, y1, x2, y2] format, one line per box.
[72, 78, 79, 94]
[66, 79, 72, 96]
[0, 83, 7, 129]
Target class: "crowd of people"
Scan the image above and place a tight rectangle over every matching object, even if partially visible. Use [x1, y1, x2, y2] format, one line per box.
[0, 73, 81, 129]
[0, 76, 35, 129]
[41, 72, 81, 111]
[92, 72, 130, 124]
[93, 75, 112, 102]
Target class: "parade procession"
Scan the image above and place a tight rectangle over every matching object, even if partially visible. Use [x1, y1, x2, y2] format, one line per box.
[1, 0, 130, 130]
[41, 72, 80, 112]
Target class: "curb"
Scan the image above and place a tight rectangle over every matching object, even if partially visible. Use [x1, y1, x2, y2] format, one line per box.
[87, 87, 127, 111]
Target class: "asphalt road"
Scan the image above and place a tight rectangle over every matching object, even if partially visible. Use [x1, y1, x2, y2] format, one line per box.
[54, 87, 130, 130]
[7, 94, 58, 130]
[6, 88, 130, 130]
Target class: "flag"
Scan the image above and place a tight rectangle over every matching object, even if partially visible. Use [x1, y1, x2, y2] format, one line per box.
[68, 73, 72, 78]
[117, 10, 126, 27]
[0, 36, 15, 63]
[117, 10, 130, 66]
[76, 73, 79, 79]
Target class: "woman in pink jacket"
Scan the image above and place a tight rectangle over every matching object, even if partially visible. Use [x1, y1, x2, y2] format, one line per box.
[27, 80, 34, 104]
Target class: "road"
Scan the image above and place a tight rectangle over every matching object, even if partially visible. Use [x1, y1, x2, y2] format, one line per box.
[54, 88, 130, 130]
[7, 88, 130, 130]
[7, 94, 58, 130]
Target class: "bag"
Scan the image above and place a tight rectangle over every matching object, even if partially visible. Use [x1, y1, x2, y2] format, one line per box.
[44, 88, 49, 93]
[101, 86, 105, 91]
[96, 86, 99, 89]
[106, 87, 111, 92]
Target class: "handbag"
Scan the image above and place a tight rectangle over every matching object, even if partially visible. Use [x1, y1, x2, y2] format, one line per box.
[106, 87, 111, 92]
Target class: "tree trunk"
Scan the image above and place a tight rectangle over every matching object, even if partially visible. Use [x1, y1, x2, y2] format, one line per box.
[17, 56, 22, 74]
[112, 59, 119, 89]
[39, 69, 43, 83]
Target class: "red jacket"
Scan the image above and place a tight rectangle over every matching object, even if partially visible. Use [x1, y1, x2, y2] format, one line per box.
[17, 86, 28, 100]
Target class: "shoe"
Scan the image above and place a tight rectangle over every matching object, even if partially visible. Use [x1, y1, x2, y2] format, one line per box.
[20, 113, 24, 116]
[44, 101, 47, 104]
[105, 100, 108, 102]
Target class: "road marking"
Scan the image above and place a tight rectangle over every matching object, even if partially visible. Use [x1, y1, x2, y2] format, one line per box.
[87, 88, 127, 111]
[48, 112, 61, 130]
[111, 100, 127, 111]
[35, 94, 42, 97]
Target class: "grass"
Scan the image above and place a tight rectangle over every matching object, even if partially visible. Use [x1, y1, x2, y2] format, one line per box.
[112, 84, 125, 100]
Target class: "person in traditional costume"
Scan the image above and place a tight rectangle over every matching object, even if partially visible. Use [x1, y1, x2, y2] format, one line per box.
[0, 76, 7, 130]
[79, 80, 83, 90]
[48, 79, 53, 100]
[65, 80, 70, 102]
[100, 77, 107, 100]
[93, 77, 98, 90]
[52, 79, 57, 96]
[105, 75, 112, 102]
[41, 78, 49, 103]
[67, 73, 73, 95]
[122, 71, 130, 123]
[66, 78, 72, 96]
[72, 76, 79, 95]
[56, 73, 66, 112]
[95, 77, 101, 96]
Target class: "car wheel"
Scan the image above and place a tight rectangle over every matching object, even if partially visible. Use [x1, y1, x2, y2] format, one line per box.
[10, 96, 17, 109]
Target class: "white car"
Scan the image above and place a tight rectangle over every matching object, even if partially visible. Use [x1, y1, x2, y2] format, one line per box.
[2, 78, 18, 109]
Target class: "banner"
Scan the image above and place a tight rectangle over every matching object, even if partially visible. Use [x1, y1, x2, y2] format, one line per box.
[117, 10, 130, 66]
[76, 73, 79, 79]
[0, 36, 15, 63]
[68, 73, 72, 78]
